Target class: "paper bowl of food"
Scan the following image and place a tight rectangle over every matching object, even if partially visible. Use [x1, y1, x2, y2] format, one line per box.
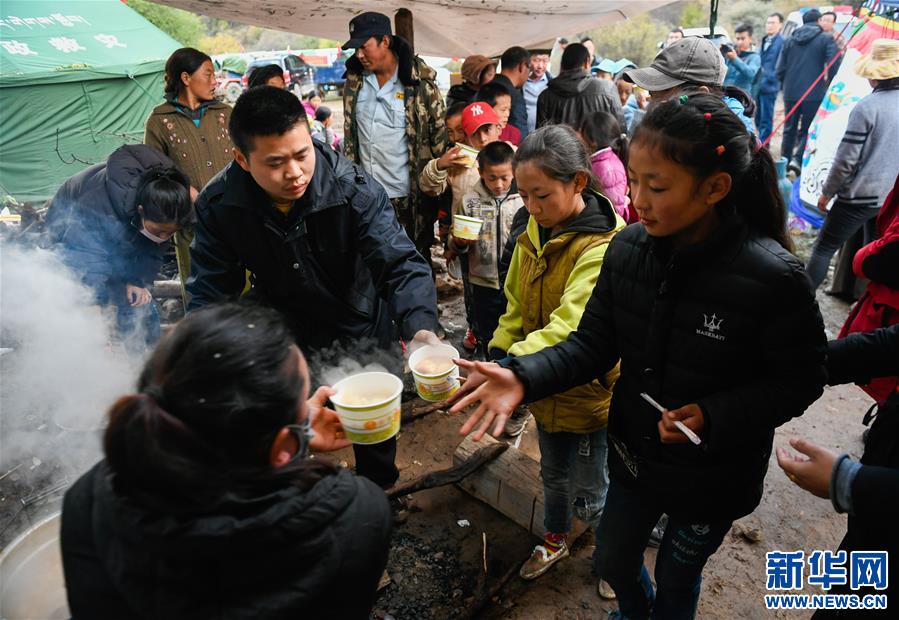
[452, 214, 484, 241]
[409, 344, 461, 402]
[330, 372, 404, 445]
[456, 143, 479, 168]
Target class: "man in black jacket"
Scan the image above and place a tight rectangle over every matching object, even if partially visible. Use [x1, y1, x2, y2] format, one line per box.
[536, 43, 623, 130]
[492, 46, 531, 139]
[776, 9, 839, 172]
[187, 87, 439, 488]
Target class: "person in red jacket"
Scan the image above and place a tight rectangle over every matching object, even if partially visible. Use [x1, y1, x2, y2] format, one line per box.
[837, 174, 899, 404]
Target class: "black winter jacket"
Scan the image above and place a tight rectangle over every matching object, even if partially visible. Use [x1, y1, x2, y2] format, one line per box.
[506, 212, 827, 521]
[536, 69, 624, 130]
[446, 83, 478, 109]
[44, 145, 187, 293]
[61, 462, 391, 619]
[187, 141, 437, 351]
[776, 24, 839, 102]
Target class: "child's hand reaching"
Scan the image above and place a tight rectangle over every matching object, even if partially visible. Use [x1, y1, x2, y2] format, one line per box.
[658, 403, 704, 444]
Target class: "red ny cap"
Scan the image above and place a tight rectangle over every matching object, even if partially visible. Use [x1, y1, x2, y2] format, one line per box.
[461, 102, 499, 137]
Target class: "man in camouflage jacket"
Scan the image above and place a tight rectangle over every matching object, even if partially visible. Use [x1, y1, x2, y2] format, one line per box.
[342, 12, 446, 260]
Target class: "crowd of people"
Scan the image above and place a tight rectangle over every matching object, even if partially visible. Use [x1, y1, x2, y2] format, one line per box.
[32, 7, 898, 619]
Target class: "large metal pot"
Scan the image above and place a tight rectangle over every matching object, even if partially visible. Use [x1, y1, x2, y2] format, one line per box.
[0, 512, 69, 619]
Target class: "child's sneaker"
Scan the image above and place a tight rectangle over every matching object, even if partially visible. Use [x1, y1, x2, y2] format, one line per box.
[519, 533, 569, 580]
[462, 328, 477, 351]
[504, 406, 531, 437]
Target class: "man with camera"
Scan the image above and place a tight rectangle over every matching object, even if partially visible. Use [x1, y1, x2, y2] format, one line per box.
[722, 24, 761, 95]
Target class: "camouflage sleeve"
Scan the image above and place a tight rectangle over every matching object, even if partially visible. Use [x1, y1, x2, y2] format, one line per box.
[342, 81, 358, 163]
[425, 79, 447, 159]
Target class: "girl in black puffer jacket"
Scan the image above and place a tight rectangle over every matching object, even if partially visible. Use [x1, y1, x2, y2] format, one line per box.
[452, 94, 827, 619]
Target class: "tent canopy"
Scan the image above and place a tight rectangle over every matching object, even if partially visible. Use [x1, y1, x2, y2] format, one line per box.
[1, 0, 181, 86]
[157, 1, 675, 58]
[1, 1, 180, 201]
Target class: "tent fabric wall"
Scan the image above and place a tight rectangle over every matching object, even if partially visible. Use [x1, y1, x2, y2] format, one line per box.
[0, 72, 164, 201]
[0, 0, 180, 202]
[159, 0, 675, 58]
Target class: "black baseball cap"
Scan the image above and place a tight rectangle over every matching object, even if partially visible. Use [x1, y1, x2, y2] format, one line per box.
[342, 12, 392, 49]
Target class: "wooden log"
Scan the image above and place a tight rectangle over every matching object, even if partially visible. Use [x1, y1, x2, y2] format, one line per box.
[453, 434, 588, 540]
[401, 397, 449, 424]
[151, 280, 182, 299]
[386, 443, 507, 500]
[394, 8, 414, 52]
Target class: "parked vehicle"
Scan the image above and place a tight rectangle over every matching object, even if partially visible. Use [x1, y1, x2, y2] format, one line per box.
[307, 54, 349, 96]
[241, 53, 316, 96]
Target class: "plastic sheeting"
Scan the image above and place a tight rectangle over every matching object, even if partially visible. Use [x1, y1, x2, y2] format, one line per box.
[158, 0, 675, 57]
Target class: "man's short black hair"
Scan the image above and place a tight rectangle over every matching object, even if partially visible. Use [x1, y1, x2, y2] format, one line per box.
[769, 12, 784, 23]
[475, 81, 512, 107]
[501, 46, 531, 71]
[247, 64, 284, 89]
[669, 28, 684, 36]
[477, 141, 514, 169]
[735, 23, 753, 36]
[229, 87, 308, 156]
[446, 101, 468, 119]
[561, 43, 590, 72]
[821, 10, 837, 21]
[803, 9, 822, 24]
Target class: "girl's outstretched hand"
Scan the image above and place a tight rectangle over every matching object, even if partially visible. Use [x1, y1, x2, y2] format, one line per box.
[449, 359, 525, 440]
[775, 437, 837, 499]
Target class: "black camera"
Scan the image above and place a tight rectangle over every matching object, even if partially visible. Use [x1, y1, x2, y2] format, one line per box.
[720, 43, 734, 57]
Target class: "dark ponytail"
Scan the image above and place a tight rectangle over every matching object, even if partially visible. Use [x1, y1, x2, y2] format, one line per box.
[632, 93, 791, 252]
[579, 111, 629, 169]
[103, 303, 335, 508]
[135, 167, 193, 228]
[164, 47, 212, 98]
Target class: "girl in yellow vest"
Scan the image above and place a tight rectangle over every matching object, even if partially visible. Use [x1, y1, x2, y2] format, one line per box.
[487, 125, 625, 588]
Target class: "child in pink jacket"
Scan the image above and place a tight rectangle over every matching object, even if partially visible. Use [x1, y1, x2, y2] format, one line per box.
[580, 112, 635, 224]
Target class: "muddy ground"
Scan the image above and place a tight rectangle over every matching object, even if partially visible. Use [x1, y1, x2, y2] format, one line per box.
[351, 232, 865, 620]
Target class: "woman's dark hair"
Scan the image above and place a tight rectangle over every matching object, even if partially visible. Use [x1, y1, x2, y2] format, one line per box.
[303, 89, 322, 101]
[230, 87, 308, 155]
[632, 93, 791, 251]
[135, 167, 192, 228]
[247, 64, 284, 89]
[874, 76, 899, 92]
[164, 47, 212, 98]
[580, 111, 629, 169]
[475, 81, 512, 107]
[104, 302, 334, 507]
[515, 124, 596, 190]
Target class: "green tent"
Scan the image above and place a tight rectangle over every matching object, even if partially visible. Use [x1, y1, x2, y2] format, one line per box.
[0, 0, 181, 202]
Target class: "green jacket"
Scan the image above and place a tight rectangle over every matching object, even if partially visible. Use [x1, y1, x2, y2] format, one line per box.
[342, 51, 446, 237]
[491, 193, 624, 433]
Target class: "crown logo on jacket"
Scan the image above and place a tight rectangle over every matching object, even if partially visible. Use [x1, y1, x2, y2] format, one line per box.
[703, 313, 723, 332]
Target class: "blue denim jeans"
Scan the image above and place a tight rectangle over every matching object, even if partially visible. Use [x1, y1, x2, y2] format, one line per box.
[594, 479, 733, 619]
[755, 92, 776, 144]
[537, 426, 610, 536]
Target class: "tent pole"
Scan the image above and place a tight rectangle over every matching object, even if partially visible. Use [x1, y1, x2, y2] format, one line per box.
[395, 8, 414, 53]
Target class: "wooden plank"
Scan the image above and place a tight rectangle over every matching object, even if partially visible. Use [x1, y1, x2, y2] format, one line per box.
[454, 434, 588, 540]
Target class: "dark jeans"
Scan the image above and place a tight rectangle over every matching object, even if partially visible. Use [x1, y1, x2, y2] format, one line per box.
[354, 437, 399, 488]
[594, 480, 733, 619]
[780, 98, 821, 166]
[537, 426, 610, 535]
[469, 283, 507, 355]
[755, 92, 777, 144]
[806, 201, 880, 290]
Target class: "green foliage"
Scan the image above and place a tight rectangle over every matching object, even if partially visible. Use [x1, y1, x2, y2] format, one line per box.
[680, 1, 708, 28]
[588, 14, 670, 67]
[720, 0, 776, 40]
[199, 33, 243, 55]
[125, 0, 204, 47]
